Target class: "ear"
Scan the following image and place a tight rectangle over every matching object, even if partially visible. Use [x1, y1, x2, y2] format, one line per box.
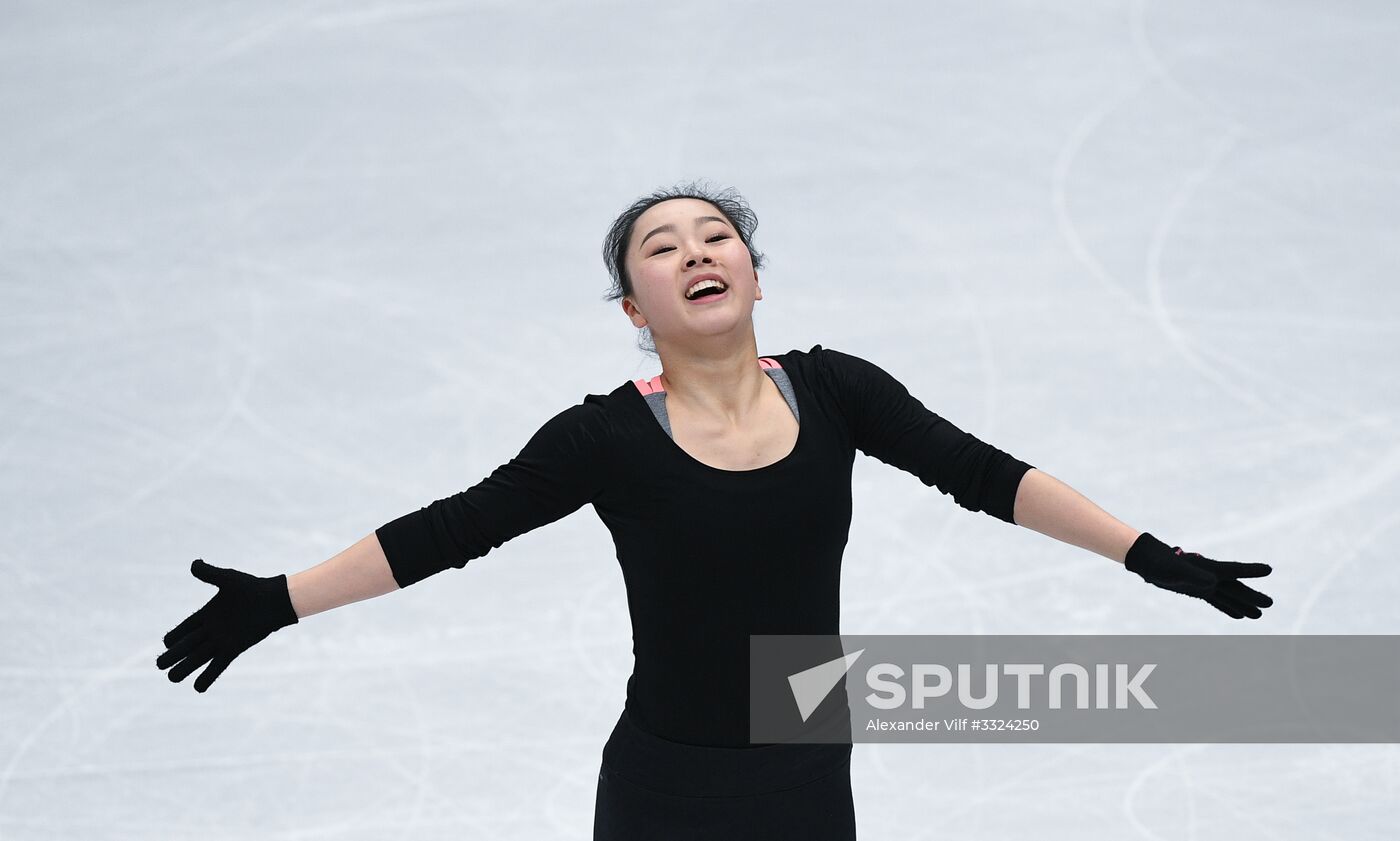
[754, 271, 762, 302]
[621, 297, 648, 328]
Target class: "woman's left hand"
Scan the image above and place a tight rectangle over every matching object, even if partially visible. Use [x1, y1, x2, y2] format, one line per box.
[1124, 532, 1274, 619]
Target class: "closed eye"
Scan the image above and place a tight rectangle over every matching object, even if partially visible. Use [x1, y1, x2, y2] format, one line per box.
[651, 234, 730, 256]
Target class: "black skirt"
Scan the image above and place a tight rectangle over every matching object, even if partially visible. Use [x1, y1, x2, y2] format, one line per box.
[593, 709, 857, 840]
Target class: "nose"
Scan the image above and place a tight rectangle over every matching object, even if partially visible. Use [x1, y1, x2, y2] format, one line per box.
[683, 236, 717, 268]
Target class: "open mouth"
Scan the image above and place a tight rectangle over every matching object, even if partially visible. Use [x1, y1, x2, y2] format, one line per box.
[684, 279, 729, 302]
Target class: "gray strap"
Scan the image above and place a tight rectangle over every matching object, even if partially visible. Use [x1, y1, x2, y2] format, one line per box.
[643, 367, 799, 440]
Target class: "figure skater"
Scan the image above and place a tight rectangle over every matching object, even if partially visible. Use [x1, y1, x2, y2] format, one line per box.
[156, 181, 1274, 839]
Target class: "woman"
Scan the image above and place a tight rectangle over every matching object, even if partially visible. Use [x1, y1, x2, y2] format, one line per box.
[156, 181, 1274, 839]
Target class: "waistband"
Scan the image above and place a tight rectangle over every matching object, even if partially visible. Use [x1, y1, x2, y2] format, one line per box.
[600, 708, 853, 798]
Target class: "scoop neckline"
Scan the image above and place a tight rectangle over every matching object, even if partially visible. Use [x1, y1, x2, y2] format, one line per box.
[634, 354, 805, 475]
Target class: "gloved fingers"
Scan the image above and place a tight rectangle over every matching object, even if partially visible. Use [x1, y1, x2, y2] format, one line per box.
[1209, 588, 1263, 619]
[1204, 592, 1248, 619]
[1202, 558, 1272, 579]
[166, 641, 218, 684]
[190, 558, 241, 587]
[193, 654, 235, 693]
[156, 630, 206, 671]
[163, 611, 205, 648]
[1218, 577, 1273, 609]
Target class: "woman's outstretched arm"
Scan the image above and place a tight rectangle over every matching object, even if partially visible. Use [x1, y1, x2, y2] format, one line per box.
[1010, 468, 1140, 564]
[159, 398, 615, 692]
[1009, 468, 1273, 618]
[158, 534, 401, 692]
[286, 532, 400, 620]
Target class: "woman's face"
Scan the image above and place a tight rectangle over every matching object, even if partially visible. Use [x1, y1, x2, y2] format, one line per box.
[621, 198, 761, 346]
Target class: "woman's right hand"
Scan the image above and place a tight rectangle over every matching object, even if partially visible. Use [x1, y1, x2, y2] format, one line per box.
[157, 559, 300, 692]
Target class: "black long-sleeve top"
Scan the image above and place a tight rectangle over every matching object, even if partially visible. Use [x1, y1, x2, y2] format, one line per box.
[376, 343, 1034, 747]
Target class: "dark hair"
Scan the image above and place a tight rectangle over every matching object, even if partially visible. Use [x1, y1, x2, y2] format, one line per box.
[601, 179, 767, 356]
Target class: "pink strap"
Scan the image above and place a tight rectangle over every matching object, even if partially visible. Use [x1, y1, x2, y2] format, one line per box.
[632, 373, 666, 395]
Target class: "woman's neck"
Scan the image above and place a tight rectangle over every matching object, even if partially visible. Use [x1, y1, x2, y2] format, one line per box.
[655, 341, 768, 425]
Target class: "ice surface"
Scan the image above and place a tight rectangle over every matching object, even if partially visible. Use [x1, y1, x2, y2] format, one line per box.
[2, 0, 1397, 838]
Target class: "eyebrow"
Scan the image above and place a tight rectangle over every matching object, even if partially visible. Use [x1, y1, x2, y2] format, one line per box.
[638, 216, 730, 250]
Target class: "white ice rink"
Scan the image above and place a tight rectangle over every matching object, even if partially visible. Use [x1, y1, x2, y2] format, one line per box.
[2, 0, 1398, 837]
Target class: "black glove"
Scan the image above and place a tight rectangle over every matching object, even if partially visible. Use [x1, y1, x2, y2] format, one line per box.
[157, 559, 299, 692]
[1125, 532, 1274, 619]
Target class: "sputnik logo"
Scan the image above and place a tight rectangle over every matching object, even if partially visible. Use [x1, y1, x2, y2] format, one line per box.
[787, 649, 865, 722]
